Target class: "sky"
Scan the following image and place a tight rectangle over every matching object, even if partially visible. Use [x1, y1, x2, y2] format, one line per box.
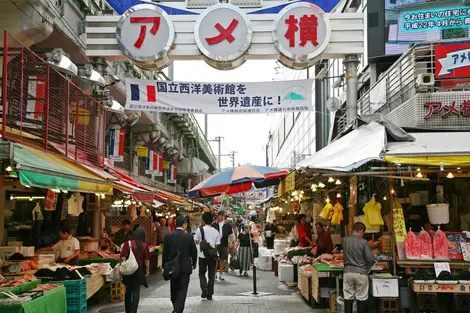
[173, 60, 280, 169]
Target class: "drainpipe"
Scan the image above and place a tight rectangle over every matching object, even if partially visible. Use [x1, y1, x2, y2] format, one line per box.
[344, 55, 360, 128]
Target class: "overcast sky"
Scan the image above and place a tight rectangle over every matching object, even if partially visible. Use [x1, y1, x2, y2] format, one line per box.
[173, 60, 280, 169]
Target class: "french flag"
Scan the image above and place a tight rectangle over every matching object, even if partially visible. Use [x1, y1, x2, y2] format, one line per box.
[167, 164, 177, 183]
[130, 83, 156, 102]
[27, 76, 46, 119]
[109, 129, 125, 160]
[145, 150, 158, 174]
[156, 153, 164, 176]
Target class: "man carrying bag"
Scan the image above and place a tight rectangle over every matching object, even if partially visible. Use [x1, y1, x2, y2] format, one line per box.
[163, 216, 197, 313]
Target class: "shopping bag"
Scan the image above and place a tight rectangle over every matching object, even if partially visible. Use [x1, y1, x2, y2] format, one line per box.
[230, 255, 240, 270]
[109, 263, 122, 281]
[120, 241, 138, 276]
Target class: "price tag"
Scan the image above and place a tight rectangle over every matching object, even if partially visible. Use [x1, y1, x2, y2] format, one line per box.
[434, 262, 451, 277]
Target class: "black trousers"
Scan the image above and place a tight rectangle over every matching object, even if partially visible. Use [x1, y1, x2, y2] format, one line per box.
[198, 257, 216, 296]
[170, 273, 190, 313]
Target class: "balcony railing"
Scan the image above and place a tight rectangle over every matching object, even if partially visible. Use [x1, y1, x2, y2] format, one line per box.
[1, 32, 105, 167]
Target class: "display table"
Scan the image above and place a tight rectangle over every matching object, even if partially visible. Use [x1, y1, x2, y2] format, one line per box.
[79, 257, 119, 268]
[0, 286, 67, 313]
[87, 271, 106, 299]
[298, 267, 312, 304]
[311, 264, 343, 303]
[398, 260, 470, 269]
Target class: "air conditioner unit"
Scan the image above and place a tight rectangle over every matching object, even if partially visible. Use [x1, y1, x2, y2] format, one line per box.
[416, 73, 435, 90]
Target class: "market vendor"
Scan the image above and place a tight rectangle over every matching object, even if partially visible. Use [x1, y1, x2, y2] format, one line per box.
[313, 222, 333, 256]
[114, 219, 133, 247]
[297, 214, 313, 247]
[37, 227, 80, 265]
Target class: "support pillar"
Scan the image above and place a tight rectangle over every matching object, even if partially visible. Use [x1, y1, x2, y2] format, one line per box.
[343, 55, 360, 128]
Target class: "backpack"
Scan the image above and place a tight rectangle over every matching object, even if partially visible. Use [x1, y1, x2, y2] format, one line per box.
[199, 227, 218, 260]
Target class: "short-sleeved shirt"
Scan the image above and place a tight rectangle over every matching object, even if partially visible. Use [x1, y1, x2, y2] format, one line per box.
[52, 236, 80, 259]
[238, 233, 251, 247]
[194, 226, 220, 259]
[157, 226, 169, 243]
[120, 240, 150, 267]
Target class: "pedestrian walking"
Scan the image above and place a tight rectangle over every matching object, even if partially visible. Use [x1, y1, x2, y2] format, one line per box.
[163, 216, 198, 313]
[120, 226, 150, 313]
[156, 218, 169, 245]
[237, 225, 252, 276]
[194, 212, 220, 300]
[342, 222, 376, 313]
[212, 212, 233, 280]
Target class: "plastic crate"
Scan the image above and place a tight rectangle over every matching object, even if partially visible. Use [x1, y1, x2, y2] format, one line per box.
[379, 297, 400, 313]
[110, 281, 125, 303]
[56, 279, 87, 313]
[455, 294, 470, 313]
[416, 293, 438, 313]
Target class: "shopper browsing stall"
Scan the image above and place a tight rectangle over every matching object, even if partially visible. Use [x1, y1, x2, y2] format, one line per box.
[114, 219, 133, 247]
[342, 222, 376, 313]
[297, 214, 313, 247]
[314, 222, 333, 256]
[38, 227, 80, 265]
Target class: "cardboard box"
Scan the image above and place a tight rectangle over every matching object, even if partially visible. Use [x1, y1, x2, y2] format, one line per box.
[370, 276, 399, 297]
[8, 241, 23, 247]
[20, 246, 35, 257]
[0, 246, 19, 259]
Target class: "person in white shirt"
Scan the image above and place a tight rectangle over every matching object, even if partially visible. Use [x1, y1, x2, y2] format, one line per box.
[194, 212, 220, 300]
[38, 227, 80, 265]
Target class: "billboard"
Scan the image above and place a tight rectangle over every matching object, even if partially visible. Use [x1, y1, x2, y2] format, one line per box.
[384, 0, 470, 56]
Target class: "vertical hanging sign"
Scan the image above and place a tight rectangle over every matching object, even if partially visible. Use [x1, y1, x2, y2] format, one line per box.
[109, 129, 125, 162]
[155, 153, 164, 177]
[167, 164, 177, 184]
[146, 150, 158, 174]
[185, 178, 192, 193]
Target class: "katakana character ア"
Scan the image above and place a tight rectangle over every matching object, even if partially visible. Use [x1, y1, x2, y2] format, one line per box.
[130, 17, 161, 48]
[205, 19, 239, 45]
[191, 83, 202, 94]
[299, 14, 318, 47]
[202, 84, 213, 94]
[461, 100, 470, 116]
[213, 84, 224, 95]
[285, 15, 298, 47]
[218, 97, 228, 107]
[443, 100, 460, 117]
[452, 54, 459, 65]
[424, 101, 443, 119]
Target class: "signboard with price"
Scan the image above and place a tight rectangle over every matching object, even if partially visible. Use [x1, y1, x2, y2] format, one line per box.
[413, 283, 470, 294]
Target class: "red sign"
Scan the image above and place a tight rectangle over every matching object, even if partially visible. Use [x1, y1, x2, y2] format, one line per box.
[284, 14, 319, 48]
[206, 19, 239, 45]
[424, 100, 470, 119]
[435, 43, 470, 79]
[129, 17, 161, 48]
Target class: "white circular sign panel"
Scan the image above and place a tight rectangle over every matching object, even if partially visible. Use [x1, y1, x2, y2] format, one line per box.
[195, 4, 252, 62]
[273, 2, 331, 65]
[116, 4, 174, 63]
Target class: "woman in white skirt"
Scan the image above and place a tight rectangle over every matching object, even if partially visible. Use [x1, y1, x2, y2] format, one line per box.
[237, 225, 252, 276]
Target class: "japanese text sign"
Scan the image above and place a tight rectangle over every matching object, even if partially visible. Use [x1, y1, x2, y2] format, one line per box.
[436, 43, 470, 79]
[116, 4, 174, 63]
[273, 2, 331, 68]
[194, 4, 252, 66]
[424, 100, 470, 119]
[125, 78, 313, 114]
[401, 6, 470, 33]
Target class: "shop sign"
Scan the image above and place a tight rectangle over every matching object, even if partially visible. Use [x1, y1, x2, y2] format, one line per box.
[116, 4, 175, 65]
[273, 2, 331, 69]
[136, 145, 148, 157]
[109, 129, 125, 162]
[424, 100, 470, 119]
[436, 43, 470, 79]
[194, 4, 252, 70]
[285, 171, 296, 193]
[126, 78, 313, 114]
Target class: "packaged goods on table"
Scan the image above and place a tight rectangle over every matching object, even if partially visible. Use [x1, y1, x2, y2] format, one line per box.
[405, 228, 420, 259]
[418, 228, 433, 260]
[433, 226, 449, 260]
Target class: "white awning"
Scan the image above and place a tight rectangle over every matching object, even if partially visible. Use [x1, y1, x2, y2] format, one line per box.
[297, 122, 386, 172]
[386, 132, 470, 156]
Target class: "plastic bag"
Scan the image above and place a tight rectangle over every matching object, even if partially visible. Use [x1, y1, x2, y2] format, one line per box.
[363, 196, 384, 228]
[331, 203, 344, 225]
[418, 228, 433, 260]
[433, 226, 449, 260]
[109, 263, 122, 281]
[405, 228, 420, 260]
[319, 202, 333, 219]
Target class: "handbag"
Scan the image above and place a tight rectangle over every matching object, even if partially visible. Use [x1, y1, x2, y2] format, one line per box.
[163, 251, 180, 281]
[109, 263, 122, 281]
[230, 255, 240, 270]
[120, 241, 139, 276]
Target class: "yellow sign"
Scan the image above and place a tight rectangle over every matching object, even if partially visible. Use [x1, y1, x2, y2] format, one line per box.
[163, 161, 170, 169]
[71, 107, 90, 125]
[285, 171, 296, 193]
[136, 145, 148, 157]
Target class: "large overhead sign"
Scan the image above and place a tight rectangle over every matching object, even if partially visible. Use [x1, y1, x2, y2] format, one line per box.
[125, 78, 313, 114]
[86, 1, 363, 70]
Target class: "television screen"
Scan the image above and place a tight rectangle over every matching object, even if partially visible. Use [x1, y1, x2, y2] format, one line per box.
[384, 0, 470, 56]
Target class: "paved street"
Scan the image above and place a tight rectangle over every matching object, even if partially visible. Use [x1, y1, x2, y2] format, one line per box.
[89, 269, 327, 313]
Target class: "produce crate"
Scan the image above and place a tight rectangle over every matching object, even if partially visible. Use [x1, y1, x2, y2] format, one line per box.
[298, 268, 311, 303]
[454, 294, 470, 313]
[56, 279, 87, 313]
[416, 293, 438, 313]
[379, 297, 400, 313]
[329, 291, 337, 313]
[110, 281, 125, 303]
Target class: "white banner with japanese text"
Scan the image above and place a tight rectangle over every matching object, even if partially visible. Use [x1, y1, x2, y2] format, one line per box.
[125, 78, 314, 114]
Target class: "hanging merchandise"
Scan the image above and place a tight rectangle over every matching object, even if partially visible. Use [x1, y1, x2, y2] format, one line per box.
[44, 189, 58, 211]
[433, 226, 449, 260]
[362, 195, 384, 229]
[426, 203, 450, 225]
[60, 194, 68, 220]
[331, 202, 344, 225]
[418, 228, 433, 260]
[405, 228, 420, 260]
[67, 193, 84, 216]
[128, 203, 137, 222]
[319, 202, 333, 219]
[32, 201, 44, 221]
[313, 202, 321, 217]
[392, 198, 407, 242]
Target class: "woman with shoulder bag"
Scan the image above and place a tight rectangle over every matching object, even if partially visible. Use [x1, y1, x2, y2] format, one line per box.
[120, 226, 150, 313]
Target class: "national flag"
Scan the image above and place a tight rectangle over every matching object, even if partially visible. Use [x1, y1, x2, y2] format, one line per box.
[146, 150, 158, 174]
[167, 164, 177, 183]
[130, 83, 157, 102]
[27, 76, 46, 119]
[109, 129, 125, 161]
[156, 153, 164, 176]
[185, 179, 192, 192]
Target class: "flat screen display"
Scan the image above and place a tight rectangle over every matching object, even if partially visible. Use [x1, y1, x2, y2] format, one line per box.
[385, 0, 470, 56]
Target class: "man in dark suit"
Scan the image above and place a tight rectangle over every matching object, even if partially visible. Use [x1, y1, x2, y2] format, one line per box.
[163, 216, 198, 313]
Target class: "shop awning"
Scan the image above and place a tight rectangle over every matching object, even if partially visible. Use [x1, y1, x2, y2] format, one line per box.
[156, 190, 186, 203]
[13, 144, 113, 194]
[297, 122, 387, 171]
[384, 132, 470, 166]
